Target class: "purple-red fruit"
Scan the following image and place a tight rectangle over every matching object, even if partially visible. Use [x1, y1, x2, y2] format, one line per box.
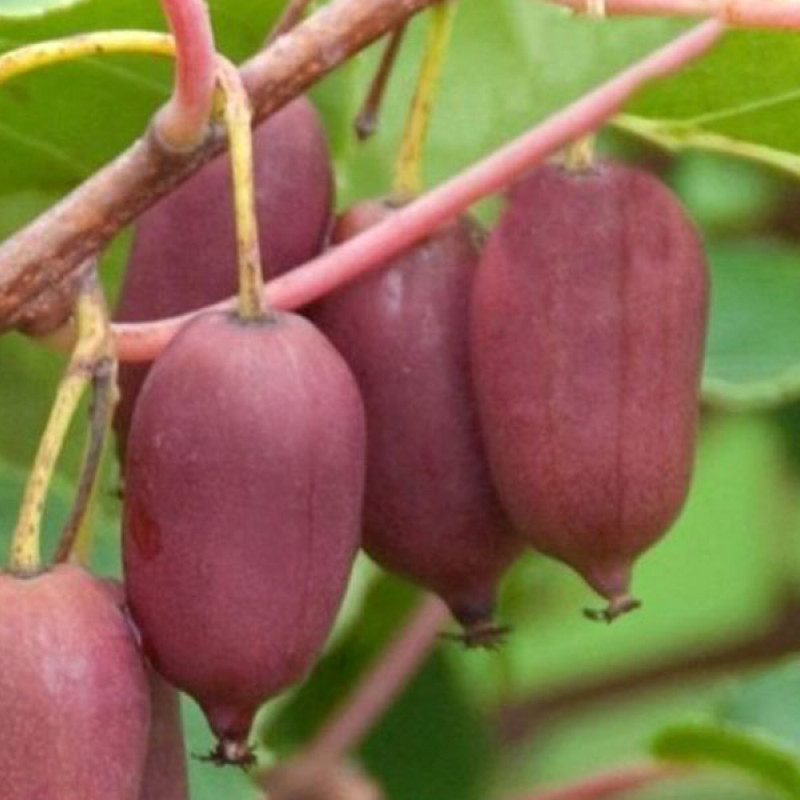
[103, 579, 189, 799]
[312, 201, 521, 643]
[0, 565, 150, 799]
[471, 162, 709, 618]
[139, 670, 189, 800]
[114, 96, 334, 459]
[102, 579, 189, 798]
[123, 310, 365, 764]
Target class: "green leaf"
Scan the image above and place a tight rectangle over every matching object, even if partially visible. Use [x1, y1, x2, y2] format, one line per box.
[718, 661, 800, 752]
[0, 0, 285, 192]
[668, 152, 780, 234]
[651, 662, 800, 799]
[316, 2, 685, 206]
[261, 574, 421, 753]
[0, 0, 89, 18]
[263, 573, 495, 800]
[653, 721, 800, 798]
[702, 239, 800, 411]
[631, 31, 800, 158]
[360, 653, 493, 800]
[614, 115, 800, 182]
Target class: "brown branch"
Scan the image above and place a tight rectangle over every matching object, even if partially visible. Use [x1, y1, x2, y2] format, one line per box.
[0, 0, 440, 334]
[496, 588, 800, 746]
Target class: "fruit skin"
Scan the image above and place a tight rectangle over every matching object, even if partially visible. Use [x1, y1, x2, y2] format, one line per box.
[114, 96, 334, 460]
[312, 200, 521, 639]
[138, 670, 189, 800]
[101, 579, 189, 799]
[123, 310, 365, 762]
[0, 565, 150, 800]
[471, 162, 709, 613]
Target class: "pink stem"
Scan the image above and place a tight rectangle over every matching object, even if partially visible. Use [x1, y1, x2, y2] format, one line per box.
[156, 0, 217, 150]
[304, 594, 450, 761]
[114, 19, 724, 362]
[512, 763, 687, 800]
[543, 0, 800, 28]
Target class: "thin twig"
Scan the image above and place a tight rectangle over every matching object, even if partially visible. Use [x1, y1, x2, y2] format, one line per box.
[304, 594, 449, 761]
[0, 32, 175, 84]
[510, 763, 686, 800]
[496, 586, 800, 746]
[544, 0, 800, 28]
[156, 0, 217, 150]
[54, 355, 117, 565]
[113, 19, 725, 364]
[9, 270, 109, 574]
[355, 24, 408, 140]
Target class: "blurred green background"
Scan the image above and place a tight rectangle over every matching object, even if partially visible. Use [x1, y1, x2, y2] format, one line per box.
[3, 1, 800, 798]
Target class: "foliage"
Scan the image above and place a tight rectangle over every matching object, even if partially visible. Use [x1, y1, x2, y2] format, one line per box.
[2, 1, 800, 797]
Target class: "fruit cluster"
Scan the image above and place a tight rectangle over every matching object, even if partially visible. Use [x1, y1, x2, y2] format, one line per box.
[1, 91, 708, 795]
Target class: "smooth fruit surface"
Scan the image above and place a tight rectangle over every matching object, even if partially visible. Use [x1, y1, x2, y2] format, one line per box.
[139, 669, 189, 800]
[102, 579, 189, 799]
[113, 96, 334, 459]
[471, 162, 709, 611]
[123, 310, 365, 761]
[312, 200, 520, 639]
[0, 565, 150, 799]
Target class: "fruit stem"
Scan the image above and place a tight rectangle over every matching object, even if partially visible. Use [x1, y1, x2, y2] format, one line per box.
[563, 135, 597, 173]
[265, 0, 314, 46]
[583, 594, 642, 623]
[393, 0, 458, 200]
[155, 0, 217, 152]
[355, 24, 408, 141]
[9, 270, 112, 575]
[55, 352, 118, 566]
[583, 0, 607, 14]
[215, 58, 271, 323]
[562, 0, 606, 173]
[0, 31, 176, 85]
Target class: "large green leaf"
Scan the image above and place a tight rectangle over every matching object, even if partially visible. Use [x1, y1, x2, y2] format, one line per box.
[631, 31, 800, 156]
[0, 0, 89, 18]
[702, 239, 800, 411]
[650, 661, 800, 799]
[0, 0, 284, 191]
[653, 721, 800, 799]
[319, 3, 685, 206]
[0, 0, 687, 197]
[719, 661, 800, 752]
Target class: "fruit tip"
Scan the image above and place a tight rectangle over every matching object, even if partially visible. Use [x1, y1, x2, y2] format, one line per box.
[439, 620, 511, 650]
[583, 593, 641, 624]
[355, 110, 377, 141]
[196, 736, 256, 770]
[444, 597, 511, 649]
